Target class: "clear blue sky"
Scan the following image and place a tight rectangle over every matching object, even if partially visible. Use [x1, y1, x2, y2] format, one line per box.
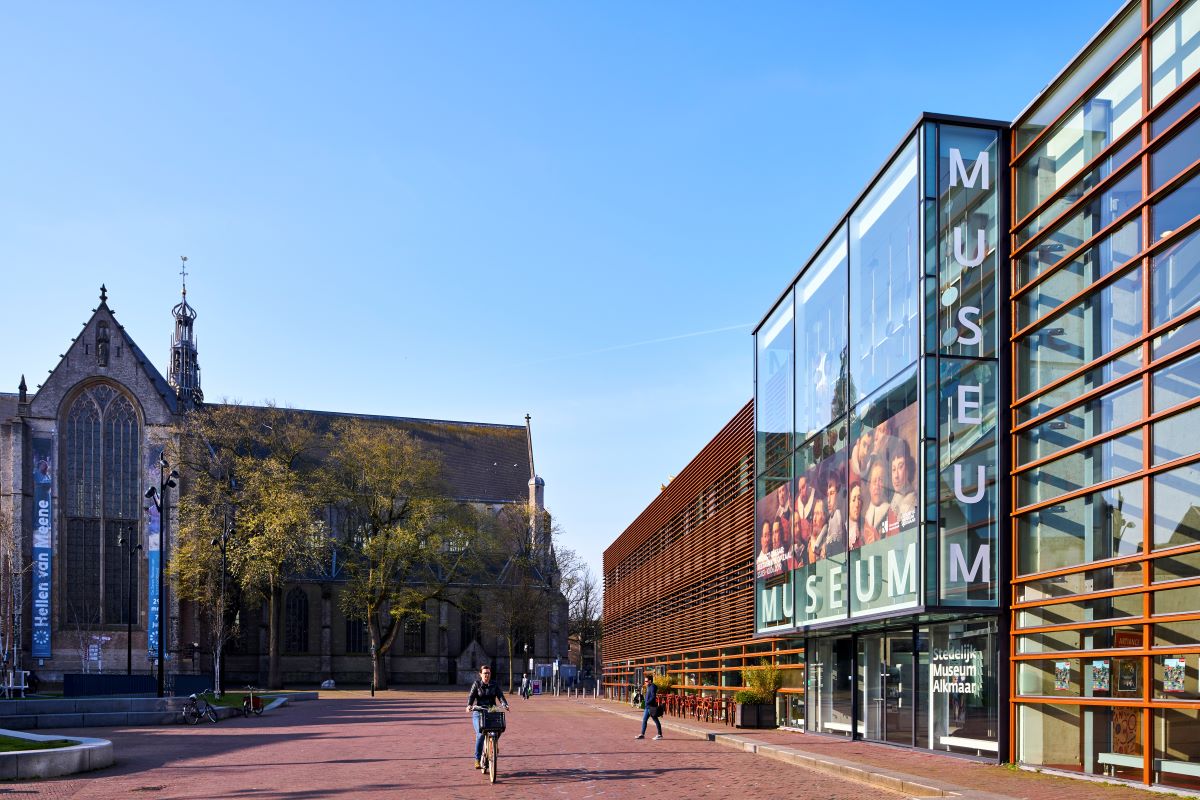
[1, 1, 1120, 584]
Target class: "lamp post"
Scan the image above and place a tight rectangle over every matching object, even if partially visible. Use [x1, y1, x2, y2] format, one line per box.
[211, 511, 232, 697]
[116, 534, 142, 676]
[145, 457, 177, 698]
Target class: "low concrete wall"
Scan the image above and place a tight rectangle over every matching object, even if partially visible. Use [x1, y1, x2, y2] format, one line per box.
[0, 729, 113, 779]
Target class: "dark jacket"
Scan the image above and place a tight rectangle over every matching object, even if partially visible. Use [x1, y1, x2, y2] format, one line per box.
[468, 679, 507, 709]
[643, 682, 657, 706]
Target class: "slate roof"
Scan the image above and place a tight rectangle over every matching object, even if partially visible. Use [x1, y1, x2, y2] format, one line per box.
[231, 405, 533, 505]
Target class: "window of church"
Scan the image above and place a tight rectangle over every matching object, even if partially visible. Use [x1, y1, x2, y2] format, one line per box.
[346, 618, 369, 654]
[284, 587, 309, 654]
[63, 385, 140, 626]
[403, 616, 425, 655]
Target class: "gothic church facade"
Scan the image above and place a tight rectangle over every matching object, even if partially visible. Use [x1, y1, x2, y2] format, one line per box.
[0, 284, 562, 687]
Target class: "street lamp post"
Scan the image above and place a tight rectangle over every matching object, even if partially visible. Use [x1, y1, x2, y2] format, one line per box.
[211, 511, 232, 697]
[117, 534, 142, 676]
[145, 458, 177, 698]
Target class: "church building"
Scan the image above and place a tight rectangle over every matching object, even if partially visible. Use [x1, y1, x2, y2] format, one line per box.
[0, 279, 563, 687]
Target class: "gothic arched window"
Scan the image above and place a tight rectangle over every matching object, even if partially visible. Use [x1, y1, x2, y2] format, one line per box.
[284, 587, 309, 654]
[63, 384, 141, 625]
[460, 591, 481, 647]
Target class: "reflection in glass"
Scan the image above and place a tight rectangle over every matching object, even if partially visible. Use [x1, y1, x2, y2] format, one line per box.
[1151, 226, 1200, 329]
[1151, 0, 1200, 105]
[1152, 77, 1200, 137]
[1017, 267, 1142, 397]
[1017, 378, 1142, 466]
[1016, 344, 1141, 422]
[806, 636, 855, 737]
[1018, 430, 1143, 506]
[1152, 461, 1200, 550]
[1016, 135, 1139, 247]
[1154, 405, 1200, 464]
[851, 137, 919, 402]
[1152, 111, 1200, 191]
[1018, 166, 1142, 287]
[1153, 170, 1200, 240]
[1016, 52, 1143, 220]
[756, 299, 794, 472]
[929, 620, 997, 755]
[795, 228, 849, 441]
[1017, 480, 1143, 575]
[1017, 218, 1140, 328]
[1019, 703, 1144, 780]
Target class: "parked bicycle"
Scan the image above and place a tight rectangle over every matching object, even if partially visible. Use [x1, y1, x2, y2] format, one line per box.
[182, 689, 219, 724]
[242, 685, 264, 717]
[469, 705, 505, 783]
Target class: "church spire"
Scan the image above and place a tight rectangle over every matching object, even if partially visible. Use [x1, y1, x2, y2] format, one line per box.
[167, 256, 203, 406]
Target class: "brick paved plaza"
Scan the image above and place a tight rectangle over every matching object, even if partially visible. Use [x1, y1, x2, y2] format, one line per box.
[7, 690, 1177, 799]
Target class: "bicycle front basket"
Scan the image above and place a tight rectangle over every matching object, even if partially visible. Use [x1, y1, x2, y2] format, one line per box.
[481, 711, 506, 732]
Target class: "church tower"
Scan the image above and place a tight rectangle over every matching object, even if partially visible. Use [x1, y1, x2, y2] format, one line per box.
[167, 256, 203, 406]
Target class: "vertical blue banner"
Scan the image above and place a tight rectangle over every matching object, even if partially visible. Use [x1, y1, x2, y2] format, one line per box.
[31, 437, 54, 658]
[146, 446, 163, 659]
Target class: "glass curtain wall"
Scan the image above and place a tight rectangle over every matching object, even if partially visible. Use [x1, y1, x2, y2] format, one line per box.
[1012, 0, 1200, 790]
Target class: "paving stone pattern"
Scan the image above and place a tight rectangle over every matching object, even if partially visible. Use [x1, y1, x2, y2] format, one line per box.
[3, 690, 1173, 799]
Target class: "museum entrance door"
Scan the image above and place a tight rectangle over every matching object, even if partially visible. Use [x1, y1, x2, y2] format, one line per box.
[859, 630, 915, 746]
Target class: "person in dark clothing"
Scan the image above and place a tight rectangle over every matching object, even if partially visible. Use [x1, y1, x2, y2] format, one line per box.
[634, 675, 662, 740]
[466, 665, 509, 769]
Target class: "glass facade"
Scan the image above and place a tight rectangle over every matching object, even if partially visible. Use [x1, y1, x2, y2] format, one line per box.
[1012, 0, 1200, 789]
[753, 116, 1003, 754]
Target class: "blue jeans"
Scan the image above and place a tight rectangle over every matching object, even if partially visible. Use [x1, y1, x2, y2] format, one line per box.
[640, 705, 661, 736]
[472, 711, 503, 761]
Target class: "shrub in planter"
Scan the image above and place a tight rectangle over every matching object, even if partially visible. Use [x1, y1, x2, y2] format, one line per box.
[735, 660, 781, 729]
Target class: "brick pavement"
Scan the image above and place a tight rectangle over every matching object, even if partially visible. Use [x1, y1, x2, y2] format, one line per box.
[0, 689, 1180, 800]
[2, 689, 896, 799]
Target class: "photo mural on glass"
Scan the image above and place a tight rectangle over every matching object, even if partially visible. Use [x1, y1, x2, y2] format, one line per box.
[756, 465, 795, 632]
[795, 419, 849, 626]
[848, 367, 921, 616]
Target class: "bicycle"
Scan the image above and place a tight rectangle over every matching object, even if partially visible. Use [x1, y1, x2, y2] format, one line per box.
[469, 705, 506, 783]
[181, 689, 219, 724]
[242, 685, 264, 716]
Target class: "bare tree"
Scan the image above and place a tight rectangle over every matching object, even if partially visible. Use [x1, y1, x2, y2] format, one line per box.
[322, 417, 478, 690]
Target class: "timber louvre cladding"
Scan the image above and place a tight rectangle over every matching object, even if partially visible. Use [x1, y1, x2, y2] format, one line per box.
[603, 401, 754, 661]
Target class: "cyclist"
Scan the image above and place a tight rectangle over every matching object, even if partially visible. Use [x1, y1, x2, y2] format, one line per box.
[466, 664, 509, 770]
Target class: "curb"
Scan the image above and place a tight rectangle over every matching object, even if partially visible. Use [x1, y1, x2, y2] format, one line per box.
[0, 728, 114, 780]
[589, 702, 953, 798]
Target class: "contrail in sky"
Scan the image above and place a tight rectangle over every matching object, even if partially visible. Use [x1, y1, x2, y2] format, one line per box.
[525, 322, 752, 365]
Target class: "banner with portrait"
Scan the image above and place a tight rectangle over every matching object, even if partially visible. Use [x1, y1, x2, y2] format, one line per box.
[794, 420, 849, 625]
[31, 436, 55, 658]
[145, 445, 164, 659]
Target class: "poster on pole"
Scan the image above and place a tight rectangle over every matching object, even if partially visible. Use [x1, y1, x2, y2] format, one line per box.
[31, 437, 55, 658]
[145, 446, 164, 658]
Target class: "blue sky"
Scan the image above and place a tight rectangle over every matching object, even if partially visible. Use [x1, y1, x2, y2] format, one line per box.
[1, 1, 1120, 583]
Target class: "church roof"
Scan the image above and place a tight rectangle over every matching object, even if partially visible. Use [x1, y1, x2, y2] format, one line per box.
[229, 405, 533, 505]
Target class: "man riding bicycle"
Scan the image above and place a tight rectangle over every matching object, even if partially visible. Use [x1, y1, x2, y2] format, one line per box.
[466, 665, 509, 770]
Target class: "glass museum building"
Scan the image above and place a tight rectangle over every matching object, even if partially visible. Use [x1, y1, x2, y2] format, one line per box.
[605, 0, 1200, 790]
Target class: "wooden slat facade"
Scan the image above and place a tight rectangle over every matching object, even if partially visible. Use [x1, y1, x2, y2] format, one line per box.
[602, 401, 754, 662]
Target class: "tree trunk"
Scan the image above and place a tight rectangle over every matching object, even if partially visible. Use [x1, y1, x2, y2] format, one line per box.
[506, 635, 515, 692]
[268, 584, 282, 690]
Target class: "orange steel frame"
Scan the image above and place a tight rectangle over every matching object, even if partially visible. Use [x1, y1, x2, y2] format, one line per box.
[1008, 0, 1200, 786]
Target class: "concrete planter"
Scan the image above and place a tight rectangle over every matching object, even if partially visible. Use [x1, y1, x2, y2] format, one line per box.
[734, 702, 777, 729]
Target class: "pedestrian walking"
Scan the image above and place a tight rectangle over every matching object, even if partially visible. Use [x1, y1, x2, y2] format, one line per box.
[519, 673, 530, 700]
[633, 675, 662, 740]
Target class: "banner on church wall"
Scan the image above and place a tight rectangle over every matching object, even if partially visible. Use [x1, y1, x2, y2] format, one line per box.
[31, 437, 54, 658]
[145, 446, 163, 659]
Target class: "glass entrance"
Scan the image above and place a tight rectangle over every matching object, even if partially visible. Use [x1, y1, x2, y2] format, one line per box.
[807, 636, 855, 736]
[859, 630, 916, 745]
